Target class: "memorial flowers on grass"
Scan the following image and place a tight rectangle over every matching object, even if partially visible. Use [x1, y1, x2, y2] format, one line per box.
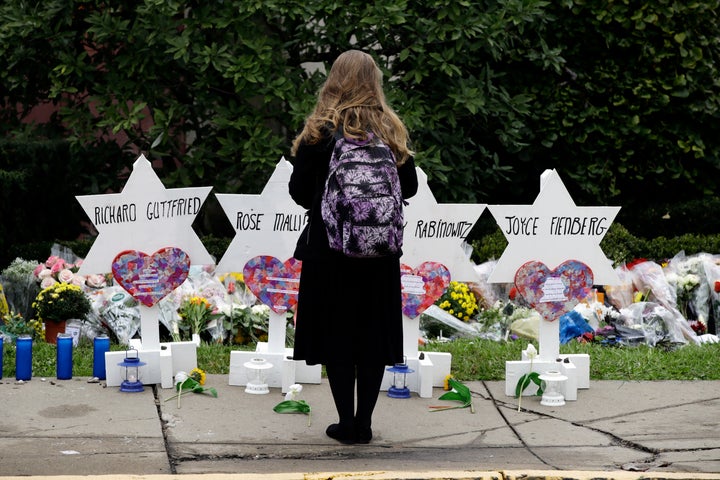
[1, 257, 40, 320]
[436, 281, 479, 322]
[178, 296, 222, 338]
[33, 282, 92, 323]
[0, 310, 43, 340]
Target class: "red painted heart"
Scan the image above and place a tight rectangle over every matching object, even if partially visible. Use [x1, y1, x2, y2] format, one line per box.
[243, 256, 302, 314]
[112, 247, 191, 307]
[514, 260, 594, 322]
[400, 261, 451, 318]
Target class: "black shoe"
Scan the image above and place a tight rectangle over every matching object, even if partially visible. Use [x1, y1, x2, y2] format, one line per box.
[326, 423, 355, 444]
[354, 418, 373, 444]
[355, 426, 372, 444]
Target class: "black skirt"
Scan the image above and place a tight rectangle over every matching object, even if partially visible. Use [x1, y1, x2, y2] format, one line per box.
[292, 253, 404, 366]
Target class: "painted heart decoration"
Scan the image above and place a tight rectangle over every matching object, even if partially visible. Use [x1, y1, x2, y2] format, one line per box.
[243, 255, 302, 314]
[514, 260, 594, 322]
[112, 247, 191, 307]
[400, 261, 451, 318]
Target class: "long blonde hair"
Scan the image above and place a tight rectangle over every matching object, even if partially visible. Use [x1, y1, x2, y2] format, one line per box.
[291, 50, 413, 165]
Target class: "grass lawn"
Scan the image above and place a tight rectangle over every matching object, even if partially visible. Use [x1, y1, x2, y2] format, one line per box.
[2, 338, 719, 381]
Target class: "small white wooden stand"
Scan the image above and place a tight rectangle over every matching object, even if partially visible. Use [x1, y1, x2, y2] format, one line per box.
[228, 310, 321, 394]
[104, 304, 198, 389]
[379, 315, 452, 399]
[504, 318, 589, 401]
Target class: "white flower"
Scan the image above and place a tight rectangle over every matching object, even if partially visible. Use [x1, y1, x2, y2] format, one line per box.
[251, 304, 270, 316]
[85, 274, 107, 289]
[679, 274, 700, 291]
[58, 268, 75, 283]
[284, 383, 303, 401]
[174, 371, 188, 384]
[40, 276, 57, 289]
[525, 343, 537, 360]
[38, 268, 53, 280]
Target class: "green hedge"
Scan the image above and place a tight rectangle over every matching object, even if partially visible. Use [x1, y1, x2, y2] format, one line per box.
[7, 225, 719, 274]
[469, 222, 720, 268]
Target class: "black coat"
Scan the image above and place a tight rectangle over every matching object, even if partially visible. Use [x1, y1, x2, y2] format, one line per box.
[288, 133, 418, 366]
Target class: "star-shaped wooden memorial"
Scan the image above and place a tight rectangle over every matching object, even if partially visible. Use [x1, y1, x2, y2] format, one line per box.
[487, 169, 621, 285]
[401, 167, 486, 282]
[214, 158, 307, 274]
[76, 154, 214, 276]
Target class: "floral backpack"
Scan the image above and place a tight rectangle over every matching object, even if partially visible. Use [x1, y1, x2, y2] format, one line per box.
[320, 132, 404, 258]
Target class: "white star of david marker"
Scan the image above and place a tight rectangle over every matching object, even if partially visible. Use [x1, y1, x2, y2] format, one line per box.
[215, 158, 308, 274]
[401, 167, 486, 282]
[75, 154, 214, 275]
[487, 169, 621, 285]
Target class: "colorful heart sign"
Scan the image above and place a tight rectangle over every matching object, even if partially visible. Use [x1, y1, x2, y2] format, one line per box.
[400, 261, 451, 318]
[514, 260, 594, 322]
[112, 247, 191, 307]
[243, 256, 302, 314]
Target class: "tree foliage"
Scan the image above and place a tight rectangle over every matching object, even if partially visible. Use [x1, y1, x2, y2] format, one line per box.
[1, 0, 719, 261]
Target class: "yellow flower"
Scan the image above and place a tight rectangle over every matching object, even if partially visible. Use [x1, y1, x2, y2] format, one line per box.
[435, 281, 479, 322]
[443, 374, 453, 391]
[190, 367, 206, 385]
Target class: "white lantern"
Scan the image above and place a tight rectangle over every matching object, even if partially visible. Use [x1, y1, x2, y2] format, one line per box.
[538, 370, 568, 406]
[244, 357, 273, 394]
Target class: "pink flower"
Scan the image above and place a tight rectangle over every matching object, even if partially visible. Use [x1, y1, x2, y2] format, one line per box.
[40, 277, 57, 289]
[38, 268, 53, 280]
[71, 275, 86, 287]
[50, 260, 67, 275]
[33, 263, 45, 278]
[85, 274, 107, 289]
[58, 268, 75, 283]
[45, 256, 63, 268]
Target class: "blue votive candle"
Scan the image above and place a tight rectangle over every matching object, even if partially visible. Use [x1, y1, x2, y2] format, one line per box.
[93, 334, 110, 380]
[15, 335, 32, 381]
[56, 333, 73, 380]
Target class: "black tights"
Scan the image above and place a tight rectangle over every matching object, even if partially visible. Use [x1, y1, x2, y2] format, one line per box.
[325, 362, 386, 430]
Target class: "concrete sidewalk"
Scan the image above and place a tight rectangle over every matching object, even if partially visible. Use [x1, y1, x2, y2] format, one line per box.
[0, 375, 718, 479]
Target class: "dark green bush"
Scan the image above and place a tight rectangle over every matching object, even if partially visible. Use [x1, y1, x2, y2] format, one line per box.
[470, 222, 720, 268]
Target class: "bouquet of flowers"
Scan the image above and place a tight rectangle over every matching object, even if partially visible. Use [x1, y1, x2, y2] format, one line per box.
[33, 282, 92, 323]
[435, 281, 479, 322]
[178, 295, 222, 338]
[0, 257, 40, 321]
[0, 310, 44, 340]
[33, 254, 109, 290]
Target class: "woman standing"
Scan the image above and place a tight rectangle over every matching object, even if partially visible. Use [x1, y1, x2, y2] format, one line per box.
[289, 50, 418, 444]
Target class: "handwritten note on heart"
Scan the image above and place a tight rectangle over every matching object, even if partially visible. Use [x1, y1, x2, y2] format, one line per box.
[243, 256, 302, 314]
[112, 247, 191, 307]
[514, 260, 593, 322]
[400, 261, 451, 318]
